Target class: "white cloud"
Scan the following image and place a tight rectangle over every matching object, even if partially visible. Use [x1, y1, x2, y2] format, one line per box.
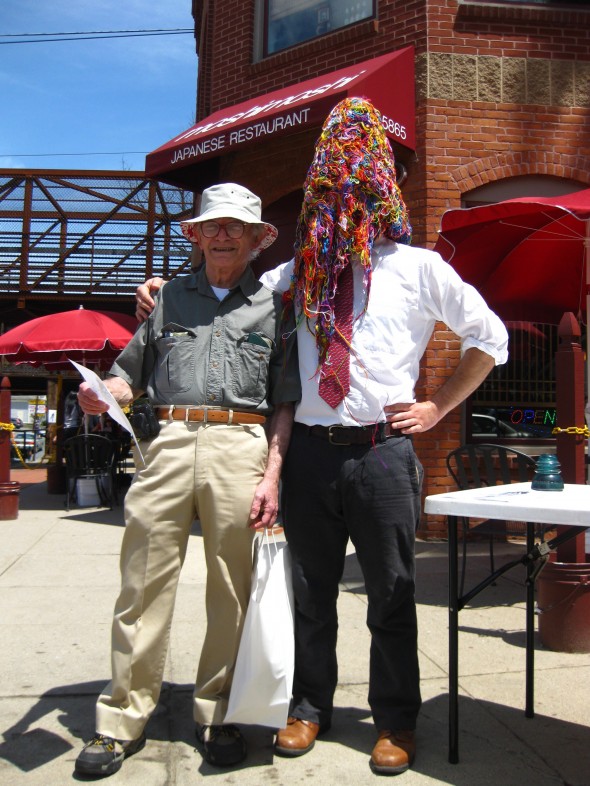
[0, 156, 26, 168]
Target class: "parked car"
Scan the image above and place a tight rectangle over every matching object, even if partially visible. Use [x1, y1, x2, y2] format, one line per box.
[471, 413, 522, 439]
[11, 430, 45, 460]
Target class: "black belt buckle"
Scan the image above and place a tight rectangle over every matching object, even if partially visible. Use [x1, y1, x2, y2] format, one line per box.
[327, 425, 351, 445]
[375, 422, 387, 442]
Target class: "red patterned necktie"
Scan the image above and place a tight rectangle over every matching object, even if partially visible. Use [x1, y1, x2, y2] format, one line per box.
[318, 263, 354, 408]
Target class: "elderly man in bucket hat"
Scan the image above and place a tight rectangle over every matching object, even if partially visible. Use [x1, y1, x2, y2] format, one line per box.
[74, 183, 300, 777]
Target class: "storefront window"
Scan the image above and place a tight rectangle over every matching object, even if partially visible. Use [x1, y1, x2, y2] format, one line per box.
[470, 322, 561, 443]
[264, 0, 376, 56]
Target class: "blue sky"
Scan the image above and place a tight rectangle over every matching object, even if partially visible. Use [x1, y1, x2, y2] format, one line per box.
[0, 0, 198, 171]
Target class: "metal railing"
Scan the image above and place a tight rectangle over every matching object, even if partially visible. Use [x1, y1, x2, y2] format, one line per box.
[0, 170, 195, 304]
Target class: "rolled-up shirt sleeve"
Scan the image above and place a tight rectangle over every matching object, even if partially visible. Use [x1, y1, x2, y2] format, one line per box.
[423, 253, 509, 366]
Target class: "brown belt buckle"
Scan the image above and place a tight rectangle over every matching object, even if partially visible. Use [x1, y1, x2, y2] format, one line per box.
[328, 425, 351, 446]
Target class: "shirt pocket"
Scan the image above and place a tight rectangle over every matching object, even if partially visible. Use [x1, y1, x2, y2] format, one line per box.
[154, 324, 196, 395]
[232, 336, 272, 403]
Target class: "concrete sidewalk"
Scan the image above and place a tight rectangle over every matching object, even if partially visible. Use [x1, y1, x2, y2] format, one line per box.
[0, 470, 588, 785]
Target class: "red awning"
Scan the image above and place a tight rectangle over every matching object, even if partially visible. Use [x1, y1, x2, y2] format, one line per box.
[145, 47, 415, 189]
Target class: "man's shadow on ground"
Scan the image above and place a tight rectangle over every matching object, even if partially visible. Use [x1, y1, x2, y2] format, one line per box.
[2, 681, 588, 784]
[0, 681, 590, 786]
[0, 680, 196, 773]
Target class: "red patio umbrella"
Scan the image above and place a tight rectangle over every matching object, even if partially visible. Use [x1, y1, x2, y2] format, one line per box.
[0, 307, 137, 369]
[434, 188, 590, 325]
[0, 307, 137, 460]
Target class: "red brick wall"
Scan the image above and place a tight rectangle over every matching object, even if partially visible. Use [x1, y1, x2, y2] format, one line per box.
[440, 1, 590, 59]
[192, 0, 590, 537]
[418, 0, 590, 242]
[196, 0, 426, 113]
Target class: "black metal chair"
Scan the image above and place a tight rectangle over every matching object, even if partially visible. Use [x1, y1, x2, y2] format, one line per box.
[446, 443, 538, 595]
[63, 434, 118, 510]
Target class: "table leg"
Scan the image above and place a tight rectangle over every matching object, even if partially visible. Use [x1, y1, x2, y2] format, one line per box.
[525, 522, 535, 718]
[448, 514, 459, 763]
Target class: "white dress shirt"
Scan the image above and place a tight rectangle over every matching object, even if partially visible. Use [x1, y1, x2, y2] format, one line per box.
[261, 238, 508, 427]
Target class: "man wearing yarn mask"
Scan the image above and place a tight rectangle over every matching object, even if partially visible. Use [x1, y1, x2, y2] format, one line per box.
[136, 98, 508, 775]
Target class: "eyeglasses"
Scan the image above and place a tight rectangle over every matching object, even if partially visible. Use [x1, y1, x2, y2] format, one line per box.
[199, 221, 246, 239]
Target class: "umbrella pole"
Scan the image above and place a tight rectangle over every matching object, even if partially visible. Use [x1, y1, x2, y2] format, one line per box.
[83, 412, 90, 472]
[82, 353, 89, 437]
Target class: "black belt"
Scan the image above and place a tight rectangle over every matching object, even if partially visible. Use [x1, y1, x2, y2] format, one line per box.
[302, 422, 402, 445]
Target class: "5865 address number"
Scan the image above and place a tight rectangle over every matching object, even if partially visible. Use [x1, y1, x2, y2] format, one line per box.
[381, 114, 407, 141]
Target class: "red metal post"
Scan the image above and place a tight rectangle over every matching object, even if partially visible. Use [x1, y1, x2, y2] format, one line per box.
[555, 312, 586, 562]
[0, 376, 21, 519]
[0, 376, 11, 482]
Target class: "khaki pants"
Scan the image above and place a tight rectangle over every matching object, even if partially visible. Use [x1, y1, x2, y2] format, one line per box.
[95, 420, 267, 740]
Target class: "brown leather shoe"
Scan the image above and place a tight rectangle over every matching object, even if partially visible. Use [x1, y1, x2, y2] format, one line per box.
[274, 716, 320, 757]
[370, 730, 416, 775]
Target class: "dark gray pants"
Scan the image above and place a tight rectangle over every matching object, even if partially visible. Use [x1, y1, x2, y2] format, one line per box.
[282, 423, 423, 732]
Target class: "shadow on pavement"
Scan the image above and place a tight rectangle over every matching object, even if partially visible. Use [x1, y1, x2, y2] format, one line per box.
[342, 540, 531, 611]
[1, 682, 588, 783]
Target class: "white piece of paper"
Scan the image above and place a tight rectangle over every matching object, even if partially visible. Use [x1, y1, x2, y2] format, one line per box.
[69, 360, 145, 465]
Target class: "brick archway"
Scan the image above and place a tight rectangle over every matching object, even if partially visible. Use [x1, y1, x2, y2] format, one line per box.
[450, 151, 590, 196]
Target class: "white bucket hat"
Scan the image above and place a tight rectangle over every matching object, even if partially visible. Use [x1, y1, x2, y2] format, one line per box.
[180, 182, 278, 253]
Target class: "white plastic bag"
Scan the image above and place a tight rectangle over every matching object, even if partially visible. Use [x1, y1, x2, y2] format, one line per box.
[225, 529, 294, 728]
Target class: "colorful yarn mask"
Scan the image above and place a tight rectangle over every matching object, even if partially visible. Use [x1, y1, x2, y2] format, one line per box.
[288, 96, 412, 366]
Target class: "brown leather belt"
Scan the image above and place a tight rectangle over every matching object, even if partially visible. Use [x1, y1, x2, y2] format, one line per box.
[305, 422, 401, 445]
[156, 406, 266, 425]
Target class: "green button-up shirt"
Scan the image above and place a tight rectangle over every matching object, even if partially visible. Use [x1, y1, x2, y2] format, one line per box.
[110, 265, 300, 413]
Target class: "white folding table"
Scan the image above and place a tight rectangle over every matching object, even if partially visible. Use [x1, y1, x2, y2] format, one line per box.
[424, 482, 590, 763]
